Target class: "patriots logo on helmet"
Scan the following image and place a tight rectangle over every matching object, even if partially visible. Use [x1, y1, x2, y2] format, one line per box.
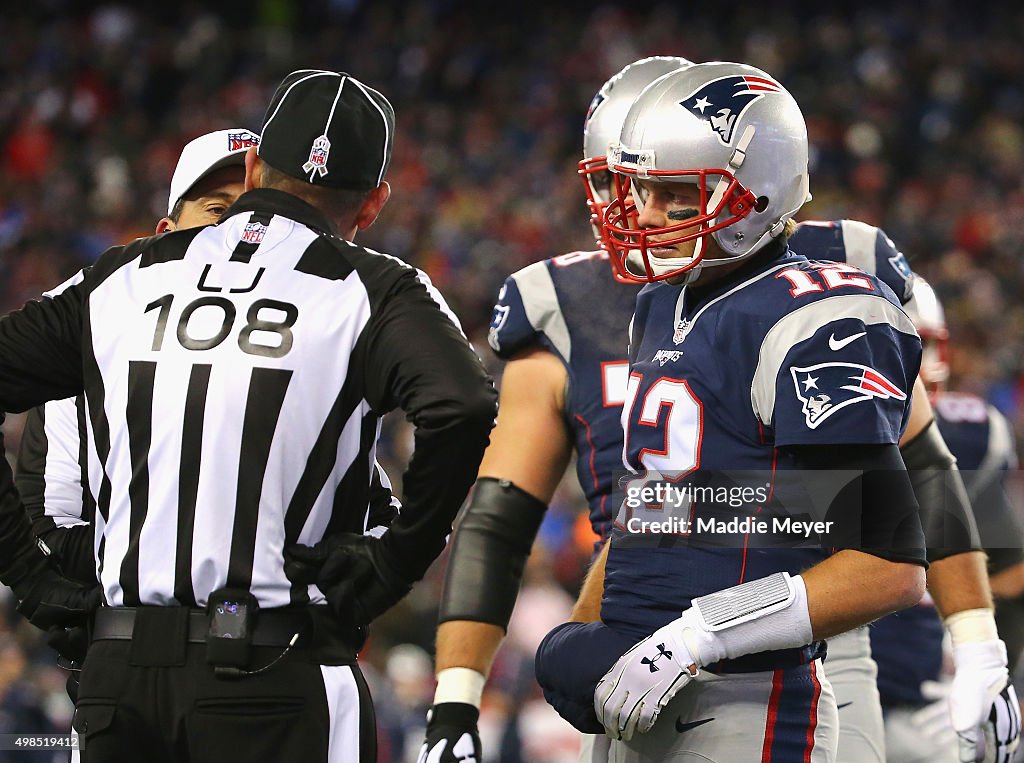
[680, 75, 782, 145]
[584, 91, 606, 128]
[791, 362, 907, 429]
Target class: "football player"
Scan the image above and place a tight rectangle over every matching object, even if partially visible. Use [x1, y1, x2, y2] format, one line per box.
[531, 61, 972, 762]
[870, 275, 1024, 763]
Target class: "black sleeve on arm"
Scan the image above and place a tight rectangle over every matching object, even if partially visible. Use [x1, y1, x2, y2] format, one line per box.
[16, 406, 96, 585]
[0, 289, 86, 412]
[0, 286, 87, 583]
[358, 269, 498, 583]
[781, 442, 928, 567]
[438, 477, 548, 628]
[0, 441, 47, 585]
[900, 419, 983, 562]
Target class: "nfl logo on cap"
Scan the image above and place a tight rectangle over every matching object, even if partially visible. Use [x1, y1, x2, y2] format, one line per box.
[302, 135, 331, 178]
[228, 131, 260, 152]
[259, 70, 394, 190]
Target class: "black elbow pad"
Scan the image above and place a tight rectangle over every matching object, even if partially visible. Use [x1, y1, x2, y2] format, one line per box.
[901, 420, 982, 561]
[438, 477, 548, 629]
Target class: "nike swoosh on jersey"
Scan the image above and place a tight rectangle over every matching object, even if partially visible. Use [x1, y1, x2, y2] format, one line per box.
[675, 717, 715, 734]
[837, 701, 853, 710]
[828, 331, 867, 351]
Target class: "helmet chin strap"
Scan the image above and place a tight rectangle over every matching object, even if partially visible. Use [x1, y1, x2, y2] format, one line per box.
[623, 249, 692, 281]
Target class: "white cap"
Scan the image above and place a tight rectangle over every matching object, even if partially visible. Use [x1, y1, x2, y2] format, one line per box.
[166, 128, 260, 215]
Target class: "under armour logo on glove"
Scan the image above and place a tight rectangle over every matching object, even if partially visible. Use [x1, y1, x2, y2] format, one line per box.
[596, 629, 698, 741]
[641, 643, 673, 672]
[418, 702, 481, 763]
[417, 734, 478, 763]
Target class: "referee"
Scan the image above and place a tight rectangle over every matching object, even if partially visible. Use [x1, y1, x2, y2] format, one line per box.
[0, 69, 496, 762]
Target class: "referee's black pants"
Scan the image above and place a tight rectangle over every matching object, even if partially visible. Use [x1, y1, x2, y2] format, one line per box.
[71, 610, 376, 762]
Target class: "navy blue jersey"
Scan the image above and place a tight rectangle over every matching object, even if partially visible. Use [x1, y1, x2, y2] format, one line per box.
[602, 248, 921, 640]
[488, 250, 640, 540]
[872, 392, 1023, 707]
[934, 392, 1017, 481]
[790, 220, 914, 305]
[870, 600, 946, 707]
[485, 222, 907, 544]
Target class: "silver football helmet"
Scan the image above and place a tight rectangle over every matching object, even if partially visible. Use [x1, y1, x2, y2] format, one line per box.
[580, 56, 693, 250]
[602, 61, 811, 283]
[902, 275, 949, 393]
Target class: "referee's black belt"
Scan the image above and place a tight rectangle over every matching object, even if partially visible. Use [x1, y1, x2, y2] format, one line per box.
[94, 606, 312, 647]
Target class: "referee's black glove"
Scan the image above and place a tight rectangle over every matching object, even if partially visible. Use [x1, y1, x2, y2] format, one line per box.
[46, 624, 90, 663]
[284, 534, 412, 626]
[417, 703, 482, 763]
[6, 556, 102, 631]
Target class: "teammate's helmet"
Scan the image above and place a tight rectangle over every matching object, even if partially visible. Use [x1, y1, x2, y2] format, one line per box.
[902, 275, 950, 394]
[580, 57, 693, 250]
[602, 61, 811, 283]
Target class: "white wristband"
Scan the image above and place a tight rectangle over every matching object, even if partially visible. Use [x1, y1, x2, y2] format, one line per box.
[433, 667, 486, 708]
[945, 608, 998, 647]
[682, 573, 813, 665]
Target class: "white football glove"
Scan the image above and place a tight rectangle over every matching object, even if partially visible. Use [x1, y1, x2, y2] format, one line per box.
[594, 610, 702, 741]
[949, 640, 1021, 763]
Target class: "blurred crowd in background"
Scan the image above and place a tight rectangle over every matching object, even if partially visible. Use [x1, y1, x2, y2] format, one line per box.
[1, 1, 1023, 760]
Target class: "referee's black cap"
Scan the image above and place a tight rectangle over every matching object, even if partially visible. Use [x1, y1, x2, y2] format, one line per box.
[258, 70, 394, 190]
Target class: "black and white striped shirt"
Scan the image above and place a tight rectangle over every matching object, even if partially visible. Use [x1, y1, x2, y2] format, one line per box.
[15, 395, 402, 587]
[0, 188, 496, 608]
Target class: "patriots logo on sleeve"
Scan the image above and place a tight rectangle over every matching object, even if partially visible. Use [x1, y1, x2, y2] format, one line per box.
[886, 246, 914, 301]
[680, 75, 782, 145]
[791, 362, 907, 429]
[487, 304, 510, 352]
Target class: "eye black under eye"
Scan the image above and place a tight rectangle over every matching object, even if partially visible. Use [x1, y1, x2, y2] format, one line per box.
[667, 209, 698, 221]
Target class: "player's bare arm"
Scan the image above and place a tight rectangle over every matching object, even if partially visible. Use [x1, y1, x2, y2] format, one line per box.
[477, 348, 571, 499]
[803, 551, 925, 638]
[435, 347, 571, 676]
[421, 347, 572, 762]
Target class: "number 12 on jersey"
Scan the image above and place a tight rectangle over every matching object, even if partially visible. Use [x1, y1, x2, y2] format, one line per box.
[622, 372, 703, 477]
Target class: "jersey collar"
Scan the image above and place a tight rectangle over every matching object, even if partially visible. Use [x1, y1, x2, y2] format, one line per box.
[221, 188, 337, 236]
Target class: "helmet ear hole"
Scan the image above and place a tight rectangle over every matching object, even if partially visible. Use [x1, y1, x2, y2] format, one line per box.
[754, 196, 770, 213]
